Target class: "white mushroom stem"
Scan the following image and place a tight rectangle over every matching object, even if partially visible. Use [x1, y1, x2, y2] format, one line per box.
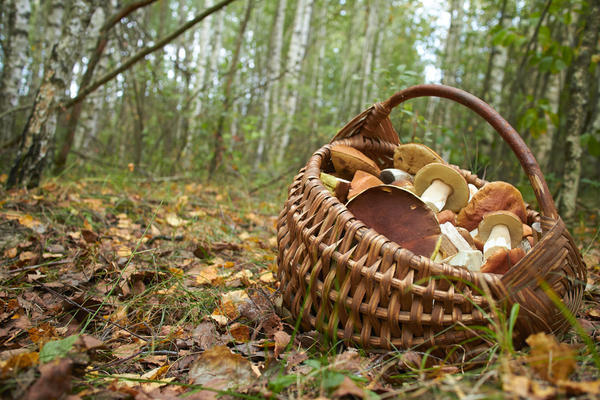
[420, 179, 452, 212]
[483, 224, 512, 260]
[468, 184, 478, 202]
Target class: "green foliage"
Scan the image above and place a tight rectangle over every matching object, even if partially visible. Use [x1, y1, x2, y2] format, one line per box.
[39, 335, 79, 363]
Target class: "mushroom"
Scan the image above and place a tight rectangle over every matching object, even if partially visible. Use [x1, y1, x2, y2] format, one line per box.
[481, 248, 526, 274]
[393, 143, 444, 174]
[347, 170, 383, 200]
[414, 163, 469, 213]
[468, 183, 479, 202]
[437, 209, 457, 225]
[440, 222, 483, 271]
[390, 179, 415, 193]
[346, 185, 441, 258]
[476, 211, 523, 260]
[457, 181, 527, 231]
[320, 172, 350, 202]
[380, 168, 413, 184]
[330, 145, 380, 179]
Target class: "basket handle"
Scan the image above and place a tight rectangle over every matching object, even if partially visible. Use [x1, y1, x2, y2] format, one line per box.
[361, 84, 558, 219]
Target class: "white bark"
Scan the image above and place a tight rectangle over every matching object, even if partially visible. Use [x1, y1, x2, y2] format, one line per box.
[255, 0, 287, 167]
[358, 0, 379, 109]
[0, 0, 31, 141]
[276, 0, 313, 163]
[208, 4, 224, 96]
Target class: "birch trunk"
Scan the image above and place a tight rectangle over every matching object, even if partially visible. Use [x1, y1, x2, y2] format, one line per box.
[276, 0, 314, 163]
[558, 0, 600, 220]
[7, 0, 93, 188]
[0, 0, 31, 142]
[208, 0, 254, 175]
[254, 0, 287, 168]
[358, 0, 379, 110]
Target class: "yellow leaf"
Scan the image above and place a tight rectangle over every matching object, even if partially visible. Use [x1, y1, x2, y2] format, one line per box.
[166, 213, 185, 227]
[259, 272, 275, 284]
[19, 251, 36, 261]
[4, 248, 17, 258]
[1, 351, 39, 377]
[0, 174, 7, 184]
[526, 332, 576, 382]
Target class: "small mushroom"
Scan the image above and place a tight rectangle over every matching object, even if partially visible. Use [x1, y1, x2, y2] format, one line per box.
[437, 209, 457, 225]
[346, 185, 441, 258]
[320, 172, 351, 202]
[391, 179, 415, 193]
[481, 248, 526, 274]
[476, 211, 523, 260]
[330, 145, 380, 179]
[347, 170, 383, 200]
[380, 168, 413, 184]
[457, 181, 527, 231]
[393, 143, 444, 174]
[468, 183, 479, 202]
[440, 222, 484, 270]
[414, 163, 469, 213]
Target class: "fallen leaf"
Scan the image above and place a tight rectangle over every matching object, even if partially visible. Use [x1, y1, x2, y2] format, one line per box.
[331, 376, 365, 399]
[189, 345, 256, 390]
[558, 379, 600, 395]
[23, 358, 73, 400]
[229, 323, 250, 342]
[502, 374, 531, 398]
[0, 351, 39, 377]
[193, 322, 221, 350]
[273, 331, 290, 358]
[4, 248, 17, 258]
[39, 335, 78, 363]
[526, 332, 576, 383]
[166, 213, 185, 227]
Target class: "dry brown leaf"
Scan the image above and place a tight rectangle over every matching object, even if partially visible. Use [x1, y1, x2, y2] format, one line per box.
[558, 379, 600, 395]
[193, 322, 220, 350]
[166, 213, 185, 227]
[23, 358, 73, 400]
[526, 332, 576, 383]
[331, 376, 365, 399]
[273, 330, 291, 358]
[4, 247, 17, 258]
[0, 351, 39, 377]
[229, 323, 250, 342]
[502, 374, 531, 398]
[189, 345, 256, 390]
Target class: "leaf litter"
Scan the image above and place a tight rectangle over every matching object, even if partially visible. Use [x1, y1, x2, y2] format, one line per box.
[0, 177, 599, 399]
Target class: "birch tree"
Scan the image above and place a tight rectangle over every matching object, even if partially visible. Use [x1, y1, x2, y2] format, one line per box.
[254, 0, 287, 168]
[0, 0, 31, 142]
[557, 0, 600, 220]
[276, 0, 314, 163]
[7, 0, 94, 188]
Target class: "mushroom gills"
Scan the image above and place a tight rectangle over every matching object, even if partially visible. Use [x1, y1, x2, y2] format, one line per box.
[420, 179, 453, 212]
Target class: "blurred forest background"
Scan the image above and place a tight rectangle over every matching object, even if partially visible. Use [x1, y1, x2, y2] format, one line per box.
[1, 0, 599, 222]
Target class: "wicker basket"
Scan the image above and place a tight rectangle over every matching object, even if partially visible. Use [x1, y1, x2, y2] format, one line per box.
[276, 85, 587, 355]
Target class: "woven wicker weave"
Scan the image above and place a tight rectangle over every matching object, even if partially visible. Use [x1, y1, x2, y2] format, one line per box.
[276, 85, 587, 354]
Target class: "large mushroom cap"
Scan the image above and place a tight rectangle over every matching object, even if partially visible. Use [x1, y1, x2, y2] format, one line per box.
[457, 181, 527, 231]
[330, 145, 380, 179]
[346, 185, 441, 257]
[476, 210, 523, 248]
[413, 163, 469, 212]
[393, 143, 444, 174]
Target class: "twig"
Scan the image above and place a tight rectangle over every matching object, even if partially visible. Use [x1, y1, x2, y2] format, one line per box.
[146, 234, 184, 246]
[0, 103, 33, 120]
[40, 285, 149, 342]
[7, 259, 70, 274]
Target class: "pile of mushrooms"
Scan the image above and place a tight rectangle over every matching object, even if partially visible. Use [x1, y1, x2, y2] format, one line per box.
[321, 143, 539, 275]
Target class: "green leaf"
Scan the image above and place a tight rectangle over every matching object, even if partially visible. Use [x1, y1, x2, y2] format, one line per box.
[39, 335, 78, 363]
[268, 374, 298, 393]
[323, 371, 346, 390]
[581, 133, 600, 157]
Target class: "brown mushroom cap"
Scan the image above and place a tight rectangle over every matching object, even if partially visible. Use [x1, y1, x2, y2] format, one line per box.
[414, 163, 469, 212]
[348, 170, 383, 200]
[393, 143, 444, 174]
[476, 210, 523, 248]
[330, 145, 380, 179]
[456, 181, 527, 231]
[346, 185, 441, 257]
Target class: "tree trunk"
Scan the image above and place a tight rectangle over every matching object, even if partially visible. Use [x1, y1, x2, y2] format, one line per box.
[7, 0, 93, 189]
[254, 0, 287, 168]
[276, 0, 314, 163]
[358, 0, 379, 110]
[557, 0, 600, 220]
[208, 0, 254, 175]
[0, 0, 31, 143]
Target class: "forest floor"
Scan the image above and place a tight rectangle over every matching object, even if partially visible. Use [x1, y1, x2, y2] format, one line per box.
[1, 171, 599, 399]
